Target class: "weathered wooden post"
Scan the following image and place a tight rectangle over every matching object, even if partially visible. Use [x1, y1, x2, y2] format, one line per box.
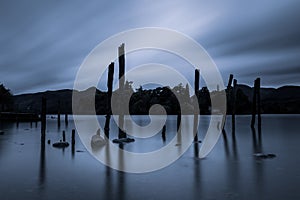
[227, 74, 234, 89]
[195, 69, 200, 94]
[57, 100, 61, 128]
[232, 79, 237, 135]
[118, 43, 126, 139]
[194, 69, 200, 142]
[118, 43, 125, 92]
[41, 97, 47, 142]
[257, 78, 261, 130]
[223, 74, 234, 134]
[251, 81, 257, 128]
[251, 78, 261, 128]
[104, 62, 114, 138]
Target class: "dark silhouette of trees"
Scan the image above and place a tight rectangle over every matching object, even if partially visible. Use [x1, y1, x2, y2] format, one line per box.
[0, 84, 13, 112]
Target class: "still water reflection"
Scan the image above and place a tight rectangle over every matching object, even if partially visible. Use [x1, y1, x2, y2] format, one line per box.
[0, 115, 299, 200]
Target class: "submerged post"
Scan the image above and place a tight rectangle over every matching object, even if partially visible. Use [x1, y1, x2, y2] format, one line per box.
[104, 62, 114, 138]
[41, 97, 47, 142]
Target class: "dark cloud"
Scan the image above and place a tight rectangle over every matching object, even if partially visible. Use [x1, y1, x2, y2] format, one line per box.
[0, 0, 299, 94]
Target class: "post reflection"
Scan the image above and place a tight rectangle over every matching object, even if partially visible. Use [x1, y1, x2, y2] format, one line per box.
[39, 140, 46, 187]
[193, 114, 199, 157]
[251, 126, 265, 198]
[222, 129, 230, 157]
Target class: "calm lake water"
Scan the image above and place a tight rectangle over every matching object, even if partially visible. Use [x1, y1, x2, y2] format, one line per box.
[0, 115, 299, 200]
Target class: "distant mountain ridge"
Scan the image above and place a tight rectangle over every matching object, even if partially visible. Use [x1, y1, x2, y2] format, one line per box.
[12, 85, 300, 114]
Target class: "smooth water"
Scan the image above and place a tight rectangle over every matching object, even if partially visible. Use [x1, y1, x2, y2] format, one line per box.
[0, 115, 299, 200]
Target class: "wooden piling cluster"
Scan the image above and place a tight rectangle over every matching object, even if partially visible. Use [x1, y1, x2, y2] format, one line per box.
[102, 43, 127, 139]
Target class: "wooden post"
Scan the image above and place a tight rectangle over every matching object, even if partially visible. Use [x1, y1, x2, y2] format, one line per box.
[194, 69, 200, 142]
[62, 130, 66, 142]
[251, 79, 258, 128]
[41, 97, 46, 142]
[118, 43, 126, 139]
[57, 100, 61, 128]
[232, 79, 237, 135]
[227, 74, 234, 89]
[104, 62, 114, 138]
[257, 78, 261, 130]
[194, 69, 200, 93]
[118, 43, 125, 92]
[223, 74, 234, 133]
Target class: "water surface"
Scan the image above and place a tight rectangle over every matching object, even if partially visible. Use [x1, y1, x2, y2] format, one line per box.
[0, 115, 299, 200]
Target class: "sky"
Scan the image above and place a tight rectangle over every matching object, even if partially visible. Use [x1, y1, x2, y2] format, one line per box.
[0, 0, 300, 94]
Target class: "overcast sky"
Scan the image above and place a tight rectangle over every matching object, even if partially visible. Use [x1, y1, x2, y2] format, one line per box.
[0, 0, 299, 94]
